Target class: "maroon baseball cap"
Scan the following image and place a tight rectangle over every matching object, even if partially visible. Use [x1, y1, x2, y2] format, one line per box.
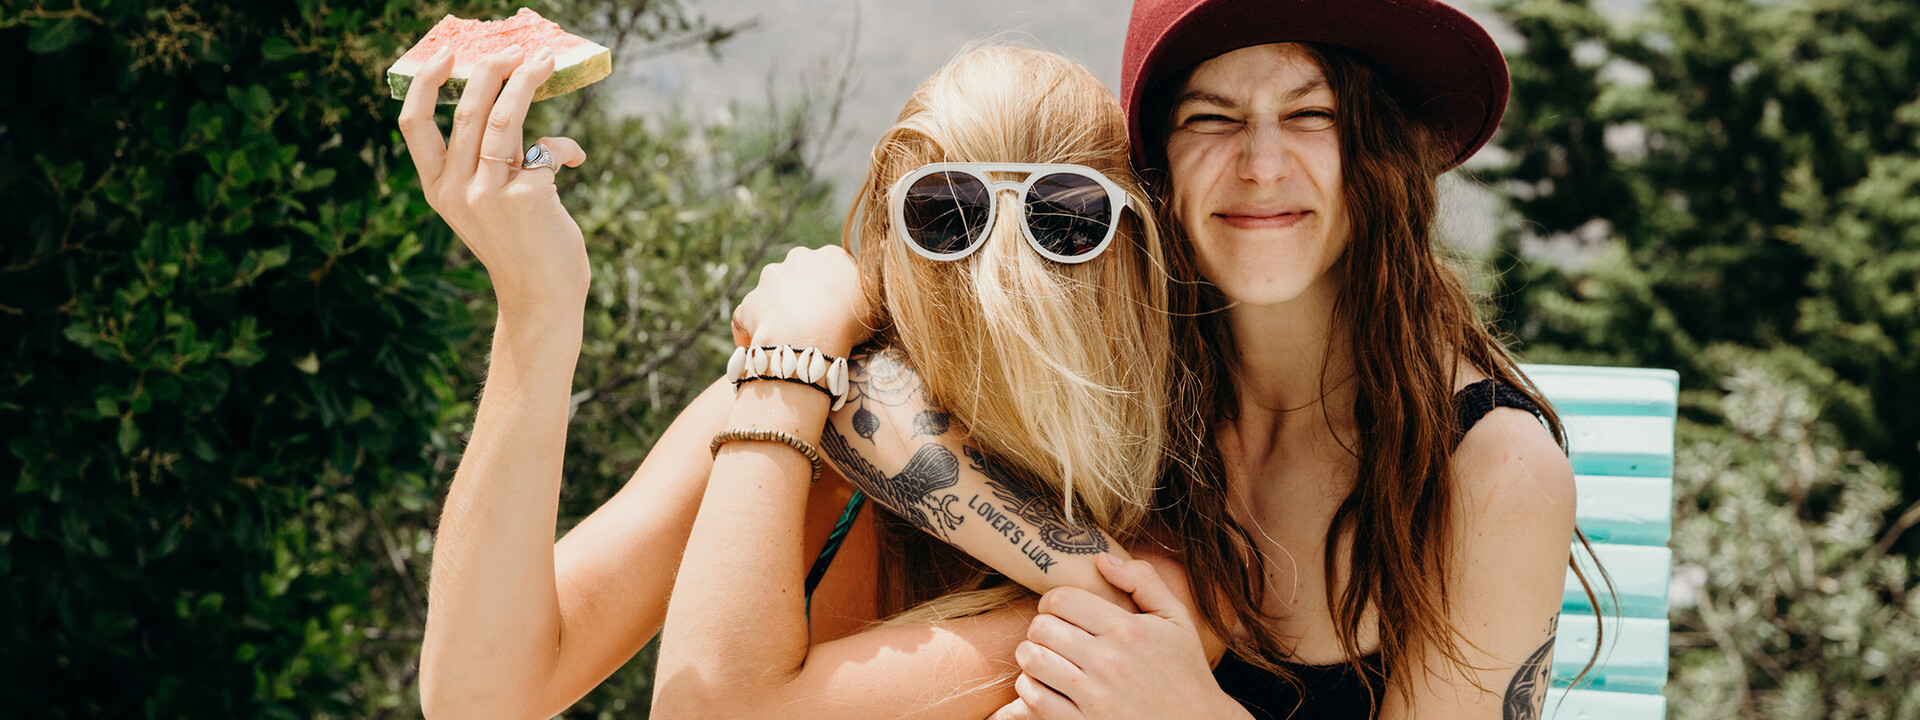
[1122, 0, 1509, 171]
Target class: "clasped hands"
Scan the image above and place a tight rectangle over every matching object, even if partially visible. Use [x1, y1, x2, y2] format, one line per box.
[995, 553, 1249, 720]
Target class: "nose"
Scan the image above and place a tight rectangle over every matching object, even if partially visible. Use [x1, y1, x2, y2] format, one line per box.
[1236, 121, 1294, 186]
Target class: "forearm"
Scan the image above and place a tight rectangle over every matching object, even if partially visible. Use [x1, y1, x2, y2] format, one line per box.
[845, 439, 1136, 609]
[654, 380, 825, 711]
[420, 306, 582, 718]
[823, 350, 1136, 610]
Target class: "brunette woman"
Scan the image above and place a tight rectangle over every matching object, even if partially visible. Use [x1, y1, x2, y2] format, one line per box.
[992, 2, 1605, 719]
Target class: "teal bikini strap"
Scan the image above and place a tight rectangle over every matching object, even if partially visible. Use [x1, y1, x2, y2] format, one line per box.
[804, 491, 867, 617]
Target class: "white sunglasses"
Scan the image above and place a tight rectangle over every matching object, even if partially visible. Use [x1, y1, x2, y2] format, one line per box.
[888, 163, 1131, 264]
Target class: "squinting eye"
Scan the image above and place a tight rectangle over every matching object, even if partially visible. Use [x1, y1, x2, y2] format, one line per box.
[1292, 110, 1335, 130]
[1182, 114, 1239, 134]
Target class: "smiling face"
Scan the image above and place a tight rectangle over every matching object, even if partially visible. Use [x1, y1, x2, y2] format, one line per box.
[1165, 43, 1350, 309]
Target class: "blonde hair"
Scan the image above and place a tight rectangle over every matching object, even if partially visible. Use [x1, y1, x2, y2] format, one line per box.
[845, 44, 1173, 621]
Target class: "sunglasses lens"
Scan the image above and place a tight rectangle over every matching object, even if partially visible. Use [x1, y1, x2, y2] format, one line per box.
[1026, 173, 1112, 259]
[901, 171, 992, 256]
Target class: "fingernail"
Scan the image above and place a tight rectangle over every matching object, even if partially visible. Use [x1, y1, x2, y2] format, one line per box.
[533, 47, 553, 63]
[1101, 552, 1123, 567]
[431, 47, 451, 63]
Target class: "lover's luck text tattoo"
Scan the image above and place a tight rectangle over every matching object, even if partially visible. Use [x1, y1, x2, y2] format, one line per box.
[961, 446, 1108, 574]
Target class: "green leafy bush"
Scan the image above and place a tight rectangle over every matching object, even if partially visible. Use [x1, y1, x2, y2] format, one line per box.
[1488, 0, 1920, 493]
[1488, 0, 1920, 714]
[0, 2, 490, 715]
[0, 0, 836, 716]
[1668, 365, 1920, 719]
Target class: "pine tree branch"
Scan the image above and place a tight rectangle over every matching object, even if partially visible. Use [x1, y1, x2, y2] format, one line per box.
[1870, 498, 1920, 560]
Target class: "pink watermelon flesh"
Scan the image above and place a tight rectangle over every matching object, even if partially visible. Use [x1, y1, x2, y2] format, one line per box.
[387, 8, 612, 105]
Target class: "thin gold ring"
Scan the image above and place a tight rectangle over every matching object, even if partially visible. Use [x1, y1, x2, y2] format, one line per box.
[477, 153, 519, 166]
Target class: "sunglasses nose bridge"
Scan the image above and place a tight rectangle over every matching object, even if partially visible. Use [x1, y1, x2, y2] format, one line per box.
[980, 179, 1027, 196]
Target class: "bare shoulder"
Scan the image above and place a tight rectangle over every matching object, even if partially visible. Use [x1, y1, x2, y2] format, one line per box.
[1451, 404, 1576, 529]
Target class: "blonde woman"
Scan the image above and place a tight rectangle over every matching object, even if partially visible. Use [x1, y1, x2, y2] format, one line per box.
[401, 43, 1217, 718]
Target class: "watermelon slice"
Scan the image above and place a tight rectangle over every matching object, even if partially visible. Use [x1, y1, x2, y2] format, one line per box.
[386, 8, 612, 105]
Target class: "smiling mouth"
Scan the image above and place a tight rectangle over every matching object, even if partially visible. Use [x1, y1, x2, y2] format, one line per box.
[1215, 210, 1312, 230]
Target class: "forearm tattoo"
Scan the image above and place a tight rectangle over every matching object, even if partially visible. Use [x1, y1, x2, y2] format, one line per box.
[825, 348, 1107, 575]
[963, 446, 1109, 574]
[822, 350, 965, 542]
[843, 347, 945, 441]
[1503, 615, 1557, 720]
[821, 423, 964, 542]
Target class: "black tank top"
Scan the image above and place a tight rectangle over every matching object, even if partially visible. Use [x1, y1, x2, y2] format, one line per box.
[1215, 378, 1544, 719]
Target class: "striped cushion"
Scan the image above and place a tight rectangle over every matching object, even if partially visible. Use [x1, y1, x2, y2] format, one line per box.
[1521, 364, 1678, 719]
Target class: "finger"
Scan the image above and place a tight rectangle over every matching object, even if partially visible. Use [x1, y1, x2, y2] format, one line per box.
[505, 136, 584, 191]
[1096, 553, 1189, 623]
[989, 698, 1035, 720]
[735, 287, 765, 346]
[1015, 672, 1085, 720]
[731, 317, 751, 348]
[397, 48, 455, 186]
[445, 47, 525, 187]
[1027, 612, 1100, 670]
[1036, 586, 1130, 637]
[529, 135, 587, 168]
[477, 47, 556, 188]
[1016, 640, 1089, 697]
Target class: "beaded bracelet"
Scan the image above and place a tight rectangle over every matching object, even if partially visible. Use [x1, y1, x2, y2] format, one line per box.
[709, 427, 823, 485]
[726, 344, 851, 410]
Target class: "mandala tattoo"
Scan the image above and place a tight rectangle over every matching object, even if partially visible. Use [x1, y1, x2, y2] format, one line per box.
[1503, 615, 1557, 720]
[843, 348, 938, 412]
[964, 446, 1109, 556]
[820, 423, 965, 542]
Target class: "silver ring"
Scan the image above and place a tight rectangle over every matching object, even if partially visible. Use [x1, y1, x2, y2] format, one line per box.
[522, 143, 557, 171]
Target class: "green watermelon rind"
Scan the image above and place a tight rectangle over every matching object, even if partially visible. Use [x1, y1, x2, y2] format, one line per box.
[386, 43, 612, 105]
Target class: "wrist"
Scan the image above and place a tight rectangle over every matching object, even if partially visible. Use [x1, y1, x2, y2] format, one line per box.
[748, 326, 859, 359]
[495, 293, 587, 322]
[727, 344, 850, 411]
[492, 304, 584, 349]
[726, 380, 831, 439]
[493, 274, 590, 317]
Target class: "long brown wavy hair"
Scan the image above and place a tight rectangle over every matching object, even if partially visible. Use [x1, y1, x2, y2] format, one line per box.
[1135, 43, 1612, 707]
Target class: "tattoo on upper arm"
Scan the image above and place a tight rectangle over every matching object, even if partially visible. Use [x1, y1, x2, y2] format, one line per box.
[961, 446, 1109, 575]
[1502, 615, 1557, 720]
[820, 423, 965, 542]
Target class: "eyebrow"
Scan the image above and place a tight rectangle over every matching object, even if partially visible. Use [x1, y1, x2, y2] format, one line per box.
[1173, 79, 1331, 114]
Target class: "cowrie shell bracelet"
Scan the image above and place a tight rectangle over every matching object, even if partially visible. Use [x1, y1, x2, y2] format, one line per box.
[727, 345, 850, 410]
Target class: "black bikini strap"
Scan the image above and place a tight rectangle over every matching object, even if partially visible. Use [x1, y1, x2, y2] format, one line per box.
[1452, 378, 1542, 446]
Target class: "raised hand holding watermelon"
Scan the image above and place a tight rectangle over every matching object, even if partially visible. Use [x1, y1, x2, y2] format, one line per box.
[397, 46, 590, 314]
